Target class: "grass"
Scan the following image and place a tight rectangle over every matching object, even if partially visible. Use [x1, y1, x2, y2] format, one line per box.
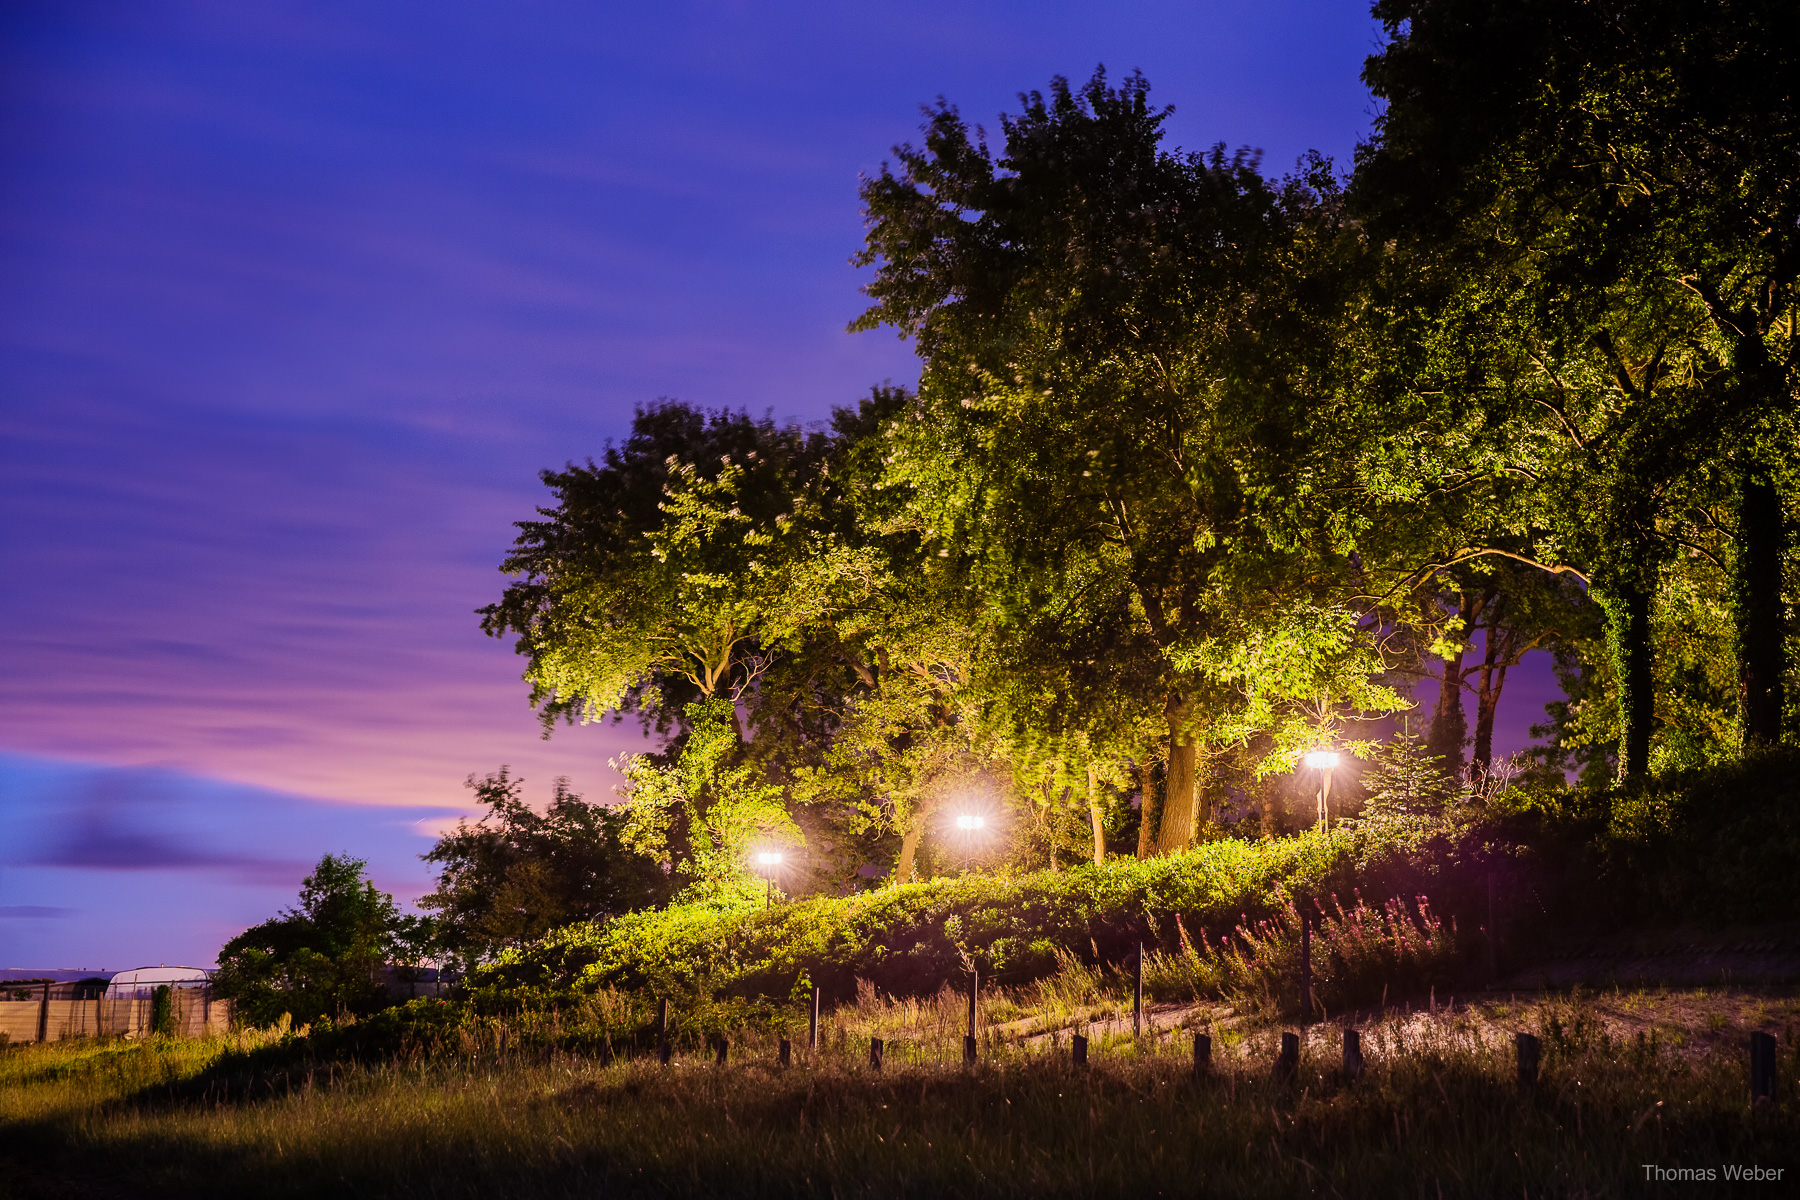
[3, 987, 1795, 1198]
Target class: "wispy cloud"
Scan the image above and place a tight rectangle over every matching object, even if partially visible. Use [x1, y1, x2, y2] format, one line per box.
[0, 753, 464, 965]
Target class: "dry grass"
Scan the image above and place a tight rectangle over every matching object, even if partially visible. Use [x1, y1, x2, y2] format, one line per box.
[1, 987, 1795, 1199]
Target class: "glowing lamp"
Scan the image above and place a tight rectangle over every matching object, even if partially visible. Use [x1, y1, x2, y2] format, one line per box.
[1303, 750, 1340, 770]
[756, 852, 783, 867]
[955, 814, 985, 831]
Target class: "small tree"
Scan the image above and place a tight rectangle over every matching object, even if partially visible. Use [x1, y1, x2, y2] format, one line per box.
[420, 768, 670, 963]
[213, 854, 424, 1028]
[615, 699, 803, 900]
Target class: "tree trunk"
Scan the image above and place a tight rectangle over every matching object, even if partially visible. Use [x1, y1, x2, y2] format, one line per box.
[1470, 594, 1516, 777]
[1134, 761, 1159, 859]
[1155, 695, 1199, 853]
[1603, 579, 1656, 787]
[1470, 653, 1512, 777]
[1427, 587, 1484, 774]
[891, 797, 936, 885]
[1087, 764, 1105, 867]
[1735, 469, 1787, 749]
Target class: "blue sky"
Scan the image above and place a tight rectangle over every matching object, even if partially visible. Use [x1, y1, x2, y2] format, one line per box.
[3, 1, 1555, 969]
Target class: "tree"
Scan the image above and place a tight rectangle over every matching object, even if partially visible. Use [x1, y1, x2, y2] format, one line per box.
[480, 404, 844, 732]
[1424, 563, 1594, 779]
[614, 698, 804, 900]
[213, 854, 427, 1027]
[1356, 0, 1800, 773]
[853, 71, 1405, 855]
[418, 769, 670, 965]
[483, 391, 994, 891]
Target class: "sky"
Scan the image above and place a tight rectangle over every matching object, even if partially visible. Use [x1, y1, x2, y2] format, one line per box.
[0, 0, 1560, 970]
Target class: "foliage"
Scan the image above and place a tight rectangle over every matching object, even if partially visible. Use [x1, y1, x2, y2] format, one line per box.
[1343, 728, 1473, 856]
[1144, 892, 1460, 1016]
[478, 404, 843, 729]
[1508, 747, 1800, 926]
[613, 698, 802, 897]
[460, 832, 1444, 1008]
[854, 69, 1407, 852]
[1354, 0, 1800, 777]
[475, 40, 1798, 886]
[213, 855, 430, 1028]
[418, 769, 670, 967]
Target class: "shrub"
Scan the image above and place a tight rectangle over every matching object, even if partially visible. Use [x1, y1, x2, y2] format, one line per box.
[462, 831, 1446, 1009]
[1488, 747, 1800, 928]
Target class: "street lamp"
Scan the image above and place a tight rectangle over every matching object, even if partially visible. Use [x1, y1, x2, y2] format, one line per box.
[954, 813, 985, 872]
[1303, 750, 1340, 832]
[756, 851, 783, 908]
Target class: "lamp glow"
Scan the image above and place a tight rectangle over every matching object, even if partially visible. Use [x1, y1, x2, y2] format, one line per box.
[1303, 750, 1340, 770]
[756, 852, 783, 867]
[955, 814, 985, 831]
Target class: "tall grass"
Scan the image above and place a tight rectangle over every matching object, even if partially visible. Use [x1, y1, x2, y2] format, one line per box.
[3, 988, 1794, 1198]
[1144, 891, 1461, 1016]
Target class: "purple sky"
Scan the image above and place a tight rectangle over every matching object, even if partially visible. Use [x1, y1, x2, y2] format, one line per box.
[2, 1, 1556, 969]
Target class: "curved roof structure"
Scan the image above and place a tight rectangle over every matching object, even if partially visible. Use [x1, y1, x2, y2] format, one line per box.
[104, 965, 211, 996]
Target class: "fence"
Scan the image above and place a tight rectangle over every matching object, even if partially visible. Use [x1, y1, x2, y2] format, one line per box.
[0, 983, 232, 1043]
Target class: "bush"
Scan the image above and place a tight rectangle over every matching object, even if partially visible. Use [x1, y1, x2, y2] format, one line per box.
[1488, 746, 1800, 928]
[463, 830, 1464, 1009]
[431, 751, 1800, 1027]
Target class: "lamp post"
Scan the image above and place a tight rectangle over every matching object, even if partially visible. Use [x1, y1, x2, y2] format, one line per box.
[756, 851, 783, 908]
[1302, 750, 1340, 831]
[955, 814, 985, 873]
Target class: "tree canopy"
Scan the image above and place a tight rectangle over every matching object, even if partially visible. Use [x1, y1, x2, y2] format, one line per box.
[466, 14, 1797, 911]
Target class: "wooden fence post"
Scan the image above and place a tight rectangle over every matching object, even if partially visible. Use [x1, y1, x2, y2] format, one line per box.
[778, 1037, 791, 1067]
[1193, 1032, 1212, 1076]
[1133, 944, 1143, 1038]
[1750, 1032, 1776, 1103]
[1516, 1032, 1540, 1089]
[869, 1037, 883, 1071]
[809, 987, 820, 1053]
[1274, 1031, 1299, 1082]
[713, 1036, 728, 1066]
[964, 967, 979, 1065]
[1300, 910, 1312, 1022]
[1343, 1028, 1363, 1080]
[1072, 1033, 1088, 1067]
[37, 982, 50, 1044]
[657, 997, 670, 1066]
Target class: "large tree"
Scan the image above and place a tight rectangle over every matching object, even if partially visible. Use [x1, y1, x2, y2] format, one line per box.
[1355, 0, 1800, 774]
[853, 70, 1402, 853]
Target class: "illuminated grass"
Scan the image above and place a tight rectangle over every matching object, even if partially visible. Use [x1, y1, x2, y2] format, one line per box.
[2, 990, 1794, 1198]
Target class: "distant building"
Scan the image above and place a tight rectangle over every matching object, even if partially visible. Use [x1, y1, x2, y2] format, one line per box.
[0, 968, 114, 984]
[105, 965, 211, 999]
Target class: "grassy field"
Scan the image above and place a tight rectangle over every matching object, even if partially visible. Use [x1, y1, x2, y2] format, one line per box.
[3, 985, 1795, 1199]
